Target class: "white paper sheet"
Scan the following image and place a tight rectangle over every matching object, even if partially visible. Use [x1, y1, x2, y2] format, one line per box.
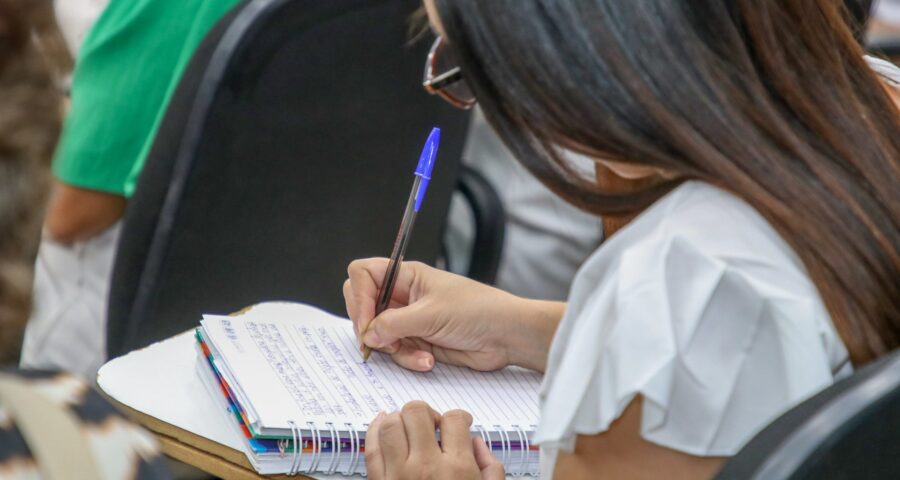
[97, 330, 243, 450]
[200, 303, 541, 434]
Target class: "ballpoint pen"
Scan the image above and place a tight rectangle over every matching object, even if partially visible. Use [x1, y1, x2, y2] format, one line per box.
[361, 127, 441, 361]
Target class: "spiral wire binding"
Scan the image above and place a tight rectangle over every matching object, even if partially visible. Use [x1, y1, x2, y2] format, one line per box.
[512, 425, 528, 477]
[360, 423, 370, 477]
[281, 422, 535, 476]
[287, 420, 303, 476]
[344, 423, 361, 475]
[325, 423, 340, 474]
[475, 425, 490, 449]
[502, 427, 513, 468]
[285, 423, 294, 475]
[495, 425, 510, 467]
[307, 422, 322, 474]
[353, 425, 364, 475]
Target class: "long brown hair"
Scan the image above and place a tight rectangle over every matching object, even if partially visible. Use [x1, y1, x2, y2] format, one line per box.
[436, 0, 900, 365]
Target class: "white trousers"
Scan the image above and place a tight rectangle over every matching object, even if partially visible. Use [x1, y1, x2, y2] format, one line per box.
[20, 222, 121, 381]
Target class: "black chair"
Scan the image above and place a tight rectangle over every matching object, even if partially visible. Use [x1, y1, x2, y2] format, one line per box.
[454, 165, 506, 284]
[716, 349, 900, 479]
[867, 39, 900, 62]
[107, 0, 504, 358]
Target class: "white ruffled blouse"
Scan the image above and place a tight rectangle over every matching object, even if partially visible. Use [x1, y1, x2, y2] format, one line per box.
[534, 181, 852, 477]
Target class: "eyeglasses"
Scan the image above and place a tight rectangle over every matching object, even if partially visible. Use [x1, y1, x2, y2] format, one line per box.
[422, 36, 476, 110]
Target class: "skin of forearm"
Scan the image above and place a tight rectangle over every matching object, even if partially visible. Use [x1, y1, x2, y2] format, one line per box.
[504, 298, 565, 373]
[44, 181, 126, 243]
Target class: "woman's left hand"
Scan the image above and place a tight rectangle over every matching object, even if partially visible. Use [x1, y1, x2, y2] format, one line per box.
[365, 401, 505, 480]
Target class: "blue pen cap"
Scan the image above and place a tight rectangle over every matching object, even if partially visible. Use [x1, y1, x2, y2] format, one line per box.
[414, 127, 440, 212]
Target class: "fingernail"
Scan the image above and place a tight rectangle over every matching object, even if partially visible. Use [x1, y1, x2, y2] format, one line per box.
[375, 411, 385, 421]
[418, 356, 434, 370]
[365, 330, 383, 347]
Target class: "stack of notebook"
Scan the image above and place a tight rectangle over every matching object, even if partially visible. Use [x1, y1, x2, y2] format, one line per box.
[195, 302, 542, 476]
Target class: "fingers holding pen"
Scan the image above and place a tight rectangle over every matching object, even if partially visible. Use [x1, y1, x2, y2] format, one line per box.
[390, 340, 436, 372]
[346, 259, 383, 338]
[343, 278, 358, 336]
[360, 302, 441, 369]
[362, 301, 434, 347]
[346, 259, 420, 343]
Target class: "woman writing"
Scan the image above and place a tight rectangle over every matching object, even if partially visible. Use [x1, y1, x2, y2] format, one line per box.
[344, 1, 900, 478]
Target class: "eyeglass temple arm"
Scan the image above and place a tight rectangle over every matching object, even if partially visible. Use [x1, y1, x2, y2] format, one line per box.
[424, 66, 464, 90]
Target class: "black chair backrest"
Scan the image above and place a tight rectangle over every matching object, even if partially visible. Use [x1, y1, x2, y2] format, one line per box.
[716, 349, 900, 479]
[107, 0, 470, 358]
[867, 39, 900, 62]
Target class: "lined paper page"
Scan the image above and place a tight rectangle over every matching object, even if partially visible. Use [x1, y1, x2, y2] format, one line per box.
[200, 303, 541, 432]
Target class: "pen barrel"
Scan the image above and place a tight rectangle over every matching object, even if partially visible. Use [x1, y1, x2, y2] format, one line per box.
[375, 178, 421, 316]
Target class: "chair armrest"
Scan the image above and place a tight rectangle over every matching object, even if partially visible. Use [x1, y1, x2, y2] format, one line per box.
[454, 165, 506, 284]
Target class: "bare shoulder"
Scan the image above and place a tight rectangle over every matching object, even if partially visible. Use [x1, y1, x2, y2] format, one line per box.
[552, 397, 726, 480]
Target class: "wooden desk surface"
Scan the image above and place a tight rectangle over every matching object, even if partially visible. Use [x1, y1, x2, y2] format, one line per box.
[107, 394, 307, 480]
[97, 331, 319, 479]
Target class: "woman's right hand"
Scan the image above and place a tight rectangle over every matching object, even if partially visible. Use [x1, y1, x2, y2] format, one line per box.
[343, 258, 562, 373]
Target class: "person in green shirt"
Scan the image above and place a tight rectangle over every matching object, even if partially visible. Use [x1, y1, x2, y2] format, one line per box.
[21, 0, 241, 378]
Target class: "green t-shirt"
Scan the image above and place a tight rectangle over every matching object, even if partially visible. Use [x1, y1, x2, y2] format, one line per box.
[53, 0, 241, 197]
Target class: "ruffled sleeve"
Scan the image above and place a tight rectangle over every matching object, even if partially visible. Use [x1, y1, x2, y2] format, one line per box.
[534, 230, 848, 457]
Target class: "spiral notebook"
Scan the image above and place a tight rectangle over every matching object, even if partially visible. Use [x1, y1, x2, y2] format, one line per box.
[195, 302, 541, 476]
